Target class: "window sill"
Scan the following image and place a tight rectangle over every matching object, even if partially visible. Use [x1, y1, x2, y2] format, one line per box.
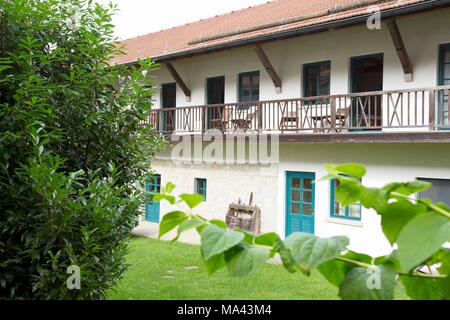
[326, 217, 363, 228]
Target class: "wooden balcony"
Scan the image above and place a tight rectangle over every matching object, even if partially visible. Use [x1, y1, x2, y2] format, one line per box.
[143, 86, 450, 143]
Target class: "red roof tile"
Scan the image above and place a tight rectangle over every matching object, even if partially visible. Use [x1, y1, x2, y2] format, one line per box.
[111, 0, 426, 65]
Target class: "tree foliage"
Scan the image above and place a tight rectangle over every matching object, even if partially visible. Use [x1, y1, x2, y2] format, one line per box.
[0, 0, 163, 299]
[158, 164, 450, 300]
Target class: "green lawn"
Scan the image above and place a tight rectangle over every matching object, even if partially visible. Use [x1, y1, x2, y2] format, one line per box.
[107, 236, 408, 300]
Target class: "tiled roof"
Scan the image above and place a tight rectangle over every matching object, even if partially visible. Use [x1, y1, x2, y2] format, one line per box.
[111, 0, 425, 65]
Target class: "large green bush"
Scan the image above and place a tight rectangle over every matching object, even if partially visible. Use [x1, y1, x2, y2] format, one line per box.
[0, 0, 163, 299]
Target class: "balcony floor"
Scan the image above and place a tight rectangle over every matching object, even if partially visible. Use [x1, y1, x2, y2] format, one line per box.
[164, 131, 450, 143]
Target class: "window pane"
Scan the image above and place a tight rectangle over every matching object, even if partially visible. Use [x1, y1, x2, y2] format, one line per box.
[304, 66, 318, 97]
[319, 66, 330, 96]
[445, 49, 450, 63]
[291, 190, 300, 202]
[303, 178, 313, 190]
[291, 202, 300, 214]
[304, 62, 330, 98]
[348, 203, 361, 219]
[334, 202, 345, 216]
[241, 76, 250, 100]
[303, 191, 312, 203]
[302, 204, 313, 216]
[418, 178, 450, 206]
[444, 64, 450, 79]
[251, 75, 260, 101]
[292, 177, 301, 188]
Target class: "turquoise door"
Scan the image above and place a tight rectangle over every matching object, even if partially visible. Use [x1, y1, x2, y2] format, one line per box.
[145, 174, 161, 223]
[286, 172, 315, 236]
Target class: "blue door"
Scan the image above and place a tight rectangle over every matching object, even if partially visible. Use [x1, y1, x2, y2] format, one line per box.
[286, 172, 315, 236]
[146, 174, 161, 223]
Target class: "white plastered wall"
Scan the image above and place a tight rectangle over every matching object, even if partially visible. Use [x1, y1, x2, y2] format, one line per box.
[147, 8, 450, 256]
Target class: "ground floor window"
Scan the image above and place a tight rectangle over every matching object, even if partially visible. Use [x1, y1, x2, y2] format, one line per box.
[330, 179, 361, 220]
[417, 178, 450, 206]
[195, 178, 207, 201]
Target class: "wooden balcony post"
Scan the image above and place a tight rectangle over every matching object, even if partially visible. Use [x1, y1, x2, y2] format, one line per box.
[330, 98, 337, 132]
[158, 110, 162, 132]
[257, 102, 263, 131]
[153, 110, 162, 132]
[201, 106, 206, 134]
[429, 90, 436, 131]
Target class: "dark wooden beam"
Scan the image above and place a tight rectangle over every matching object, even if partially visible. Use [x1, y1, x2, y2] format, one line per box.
[254, 45, 282, 92]
[386, 19, 413, 81]
[165, 62, 191, 99]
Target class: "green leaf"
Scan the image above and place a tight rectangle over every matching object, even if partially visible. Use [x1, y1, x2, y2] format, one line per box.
[401, 276, 443, 300]
[179, 194, 205, 209]
[397, 211, 450, 272]
[359, 187, 388, 212]
[235, 229, 255, 244]
[335, 163, 367, 178]
[339, 264, 397, 300]
[227, 246, 271, 277]
[255, 232, 279, 246]
[153, 193, 176, 204]
[384, 181, 431, 196]
[380, 201, 426, 245]
[200, 224, 245, 260]
[273, 238, 297, 273]
[172, 217, 206, 242]
[285, 233, 349, 273]
[336, 182, 361, 207]
[318, 251, 374, 287]
[159, 211, 188, 238]
[436, 249, 450, 275]
[202, 253, 226, 275]
[210, 220, 228, 229]
[162, 182, 176, 194]
[318, 259, 350, 287]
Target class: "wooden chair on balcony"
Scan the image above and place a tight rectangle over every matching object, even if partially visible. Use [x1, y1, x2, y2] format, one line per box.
[280, 111, 299, 132]
[335, 106, 351, 132]
[310, 106, 351, 133]
[210, 106, 233, 132]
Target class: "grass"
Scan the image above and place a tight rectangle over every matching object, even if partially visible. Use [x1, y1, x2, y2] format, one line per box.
[107, 236, 409, 300]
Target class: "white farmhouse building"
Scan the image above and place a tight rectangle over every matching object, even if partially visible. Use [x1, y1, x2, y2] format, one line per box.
[113, 0, 450, 256]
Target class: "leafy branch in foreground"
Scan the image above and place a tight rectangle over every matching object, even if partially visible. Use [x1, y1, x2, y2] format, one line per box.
[156, 164, 450, 300]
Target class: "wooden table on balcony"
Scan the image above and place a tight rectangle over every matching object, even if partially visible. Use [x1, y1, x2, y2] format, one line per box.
[310, 107, 350, 133]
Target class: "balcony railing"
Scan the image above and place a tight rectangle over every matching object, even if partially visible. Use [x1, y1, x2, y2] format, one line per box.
[142, 86, 450, 135]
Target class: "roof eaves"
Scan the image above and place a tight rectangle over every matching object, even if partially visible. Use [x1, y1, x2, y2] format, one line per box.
[120, 0, 450, 66]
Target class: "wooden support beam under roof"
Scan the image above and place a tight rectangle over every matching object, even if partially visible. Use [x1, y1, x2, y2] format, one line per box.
[165, 62, 191, 100]
[386, 18, 413, 82]
[254, 45, 282, 93]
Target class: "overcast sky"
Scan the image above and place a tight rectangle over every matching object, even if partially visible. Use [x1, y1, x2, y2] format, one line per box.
[97, 0, 269, 40]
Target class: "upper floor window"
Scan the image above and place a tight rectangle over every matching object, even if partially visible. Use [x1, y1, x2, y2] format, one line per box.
[195, 178, 207, 201]
[239, 71, 260, 103]
[417, 178, 450, 207]
[303, 61, 331, 99]
[439, 44, 450, 126]
[330, 178, 361, 220]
